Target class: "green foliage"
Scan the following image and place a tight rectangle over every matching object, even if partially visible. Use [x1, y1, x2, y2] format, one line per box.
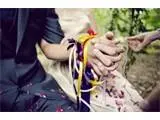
[93, 8, 160, 35]
[142, 9, 160, 31]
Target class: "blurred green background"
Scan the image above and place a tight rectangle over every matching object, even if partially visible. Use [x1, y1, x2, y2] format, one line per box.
[94, 9, 160, 35]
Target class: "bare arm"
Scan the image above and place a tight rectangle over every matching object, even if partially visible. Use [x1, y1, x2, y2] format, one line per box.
[40, 39, 71, 61]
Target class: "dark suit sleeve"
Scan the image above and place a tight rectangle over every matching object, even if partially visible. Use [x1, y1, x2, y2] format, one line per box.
[42, 9, 64, 44]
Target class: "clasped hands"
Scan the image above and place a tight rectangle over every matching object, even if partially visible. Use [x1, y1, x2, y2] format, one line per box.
[87, 32, 124, 76]
[87, 30, 160, 76]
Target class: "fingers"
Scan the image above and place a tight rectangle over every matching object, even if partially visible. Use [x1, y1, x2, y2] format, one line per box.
[127, 34, 143, 41]
[112, 40, 120, 45]
[92, 58, 109, 76]
[127, 36, 137, 41]
[128, 33, 152, 52]
[93, 49, 112, 66]
[128, 44, 137, 51]
[91, 31, 115, 45]
[127, 33, 146, 43]
[91, 62, 102, 76]
[135, 44, 145, 52]
[94, 43, 124, 56]
[128, 40, 138, 50]
[127, 34, 144, 52]
[99, 31, 114, 42]
[109, 53, 122, 62]
[88, 31, 123, 76]
[106, 63, 119, 71]
[95, 51, 122, 63]
[128, 37, 144, 52]
[91, 57, 119, 76]
[98, 37, 118, 47]
[106, 31, 114, 40]
[92, 49, 121, 75]
[91, 58, 108, 76]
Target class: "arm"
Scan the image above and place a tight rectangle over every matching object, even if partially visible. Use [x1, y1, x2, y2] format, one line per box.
[127, 29, 160, 52]
[40, 39, 71, 61]
[38, 9, 70, 61]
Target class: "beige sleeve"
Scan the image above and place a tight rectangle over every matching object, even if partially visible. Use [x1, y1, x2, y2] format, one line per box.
[55, 8, 94, 42]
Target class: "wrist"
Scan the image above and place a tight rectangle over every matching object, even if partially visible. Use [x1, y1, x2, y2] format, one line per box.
[150, 29, 160, 41]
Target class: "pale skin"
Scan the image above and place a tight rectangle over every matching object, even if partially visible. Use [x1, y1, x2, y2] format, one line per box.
[40, 32, 123, 76]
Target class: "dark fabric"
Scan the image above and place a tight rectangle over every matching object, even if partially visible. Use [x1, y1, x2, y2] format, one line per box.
[0, 9, 75, 112]
[0, 8, 18, 58]
[42, 9, 64, 44]
[0, 8, 64, 62]
[0, 59, 75, 112]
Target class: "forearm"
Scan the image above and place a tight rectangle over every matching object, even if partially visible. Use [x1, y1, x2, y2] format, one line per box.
[150, 29, 160, 41]
[40, 39, 71, 61]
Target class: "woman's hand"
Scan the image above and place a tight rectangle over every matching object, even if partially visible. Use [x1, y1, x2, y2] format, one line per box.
[87, 32, 124, 76]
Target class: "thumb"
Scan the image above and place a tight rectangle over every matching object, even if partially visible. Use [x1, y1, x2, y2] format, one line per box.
[106, 31, 114, 40]
[139, 37, 151, 49]
[134, 45, 143, 52]
[127, 36, 138, 41]
[134, 41, 147, 52]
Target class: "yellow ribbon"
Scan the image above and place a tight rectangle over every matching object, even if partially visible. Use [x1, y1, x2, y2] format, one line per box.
[78, 33, 95, 68]
[76, 33, 103, 95]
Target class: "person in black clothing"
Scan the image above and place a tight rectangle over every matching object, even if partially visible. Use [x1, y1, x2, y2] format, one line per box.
[0, 8, 123, 111]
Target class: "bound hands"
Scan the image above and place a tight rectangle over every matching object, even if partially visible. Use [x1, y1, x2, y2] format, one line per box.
[87, 32, 124, 76]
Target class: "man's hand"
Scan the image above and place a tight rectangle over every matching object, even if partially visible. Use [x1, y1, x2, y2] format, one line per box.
[87, 32, 124, 76]
[127, 31, 160, 52]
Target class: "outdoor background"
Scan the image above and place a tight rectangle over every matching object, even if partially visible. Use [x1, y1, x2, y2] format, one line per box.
[38, 8, 160, 98]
